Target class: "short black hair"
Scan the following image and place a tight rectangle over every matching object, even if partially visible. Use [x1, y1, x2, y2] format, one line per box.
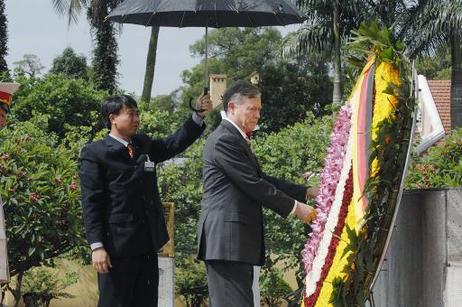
[101, 95, 138, 130]
[222, 80, 261, 112]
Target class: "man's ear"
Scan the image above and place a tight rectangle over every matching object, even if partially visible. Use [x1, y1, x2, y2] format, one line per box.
[227, 101, 235, 113]
[108, 113, 116, 124]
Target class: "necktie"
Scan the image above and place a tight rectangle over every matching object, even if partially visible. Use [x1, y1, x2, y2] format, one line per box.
[127, 143, 135, 159]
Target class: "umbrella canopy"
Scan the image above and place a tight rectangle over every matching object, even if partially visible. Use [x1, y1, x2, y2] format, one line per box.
[108, 0, 306, 28]
[108, 0, 306, 111]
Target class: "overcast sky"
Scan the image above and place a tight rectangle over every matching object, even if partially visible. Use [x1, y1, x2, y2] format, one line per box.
[5, 0, 299, 97]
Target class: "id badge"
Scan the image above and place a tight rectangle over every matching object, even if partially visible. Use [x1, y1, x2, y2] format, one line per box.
[144, 156, 155, 172]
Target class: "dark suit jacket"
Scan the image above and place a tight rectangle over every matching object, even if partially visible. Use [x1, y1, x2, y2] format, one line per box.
[197, 120, 306, 266]
[80, 118, 205, 258]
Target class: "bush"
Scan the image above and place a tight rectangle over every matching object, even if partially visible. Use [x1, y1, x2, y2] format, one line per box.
[11, 74, 106, 137]
[406, 128, 462, 188]
[22, 266, 78, 307]
[260, 268, 292, 307]
[175, 258, 208, 307]
[0, 115, 84, 303]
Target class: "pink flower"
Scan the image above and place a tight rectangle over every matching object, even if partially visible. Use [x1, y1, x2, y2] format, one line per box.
[302, 105, 352, 272]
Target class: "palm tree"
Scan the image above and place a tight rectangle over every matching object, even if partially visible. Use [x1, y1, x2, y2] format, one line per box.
[87, 0, 120, 93]
[286, 0, 362, 104]
[53, 0, 160, 100]
[0, 0, 9, 77]
[403, 0, 462, 129]
[367, 0, 462, 129]
[52, 0, 120, 93]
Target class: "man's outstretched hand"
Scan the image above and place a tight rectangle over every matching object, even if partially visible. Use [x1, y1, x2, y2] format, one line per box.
[294, 201, 317, 224]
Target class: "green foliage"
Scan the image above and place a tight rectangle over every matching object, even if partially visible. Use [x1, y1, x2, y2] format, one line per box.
[190, 27, 282, 79]
[260, 267, 292, 307]
[254, 113, 331, 188]
[11, 74, 106, 137]
[178, 28, 283, 119]
[259, 60, 332, 132]
[175, 257, 208, 307]
[415, 46, 451, 80]
[180, 27, 333, 132]
[291, 0, 361, 56]
[149, 93, 177, 114]
[0, 115, 85, 278]
[346, 20, 405, 68]
[22, 265, 78, 307]
[157, 140, 205, 261]
[138, 106, 184, 139]
[0, 0, 8, 75]
[49, 47, 88, 80]
[407, 128, 462, 188]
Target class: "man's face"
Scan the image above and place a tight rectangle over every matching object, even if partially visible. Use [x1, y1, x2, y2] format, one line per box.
[0, 108, 7, 129]
[229, 96, 262, 135]
[110, 105, 140, 138]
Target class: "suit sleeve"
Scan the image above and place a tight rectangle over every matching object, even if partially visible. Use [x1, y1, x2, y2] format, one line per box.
[213, 135, 295, 218]
[140, 117, 206, 163]
[79, 145, 106, 245]
[263, 175, 307, 203]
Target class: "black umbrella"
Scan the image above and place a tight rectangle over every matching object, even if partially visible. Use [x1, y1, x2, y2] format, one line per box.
[108, 0, 306, 109]
[108, 0, 306, 28]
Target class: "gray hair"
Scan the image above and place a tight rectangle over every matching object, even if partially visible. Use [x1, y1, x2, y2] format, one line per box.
[223, 80, 261, 112]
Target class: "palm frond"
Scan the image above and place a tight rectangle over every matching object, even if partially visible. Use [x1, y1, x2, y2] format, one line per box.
[283, 22, 333, 59]
[51, 0, 88, 25]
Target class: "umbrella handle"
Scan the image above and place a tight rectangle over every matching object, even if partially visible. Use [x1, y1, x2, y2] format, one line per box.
[188, 87, 209, 113]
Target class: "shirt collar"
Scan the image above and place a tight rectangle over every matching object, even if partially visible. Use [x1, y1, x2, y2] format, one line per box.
[109, 134, 130, 147]
[221, 112, 249, 141]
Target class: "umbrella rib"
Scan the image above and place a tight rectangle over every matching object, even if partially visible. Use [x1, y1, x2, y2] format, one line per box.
[146, 12, 156, 26]
[274, 12, 285, 26]
[214, 2, 218, 27]
[246, 12, 255, 27]
[180, 11, 186, 27]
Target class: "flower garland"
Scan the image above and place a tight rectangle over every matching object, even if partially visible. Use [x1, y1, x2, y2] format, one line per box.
[301, 104, 352, 274]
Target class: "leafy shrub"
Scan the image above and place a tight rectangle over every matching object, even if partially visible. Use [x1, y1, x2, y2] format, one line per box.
[0, 115, 84, 302]
[175, 258, 208, 307]
[260, 268, 292, 307]
[22, 266, 78, 307]
[407, 128, 462, 188]
[11, 75, 106, 137]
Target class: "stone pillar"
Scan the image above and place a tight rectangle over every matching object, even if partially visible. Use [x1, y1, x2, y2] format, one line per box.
[370, 189, 462, 307]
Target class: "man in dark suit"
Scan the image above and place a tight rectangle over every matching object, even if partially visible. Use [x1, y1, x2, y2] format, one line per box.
[80, 94, 211, 307]
[197, 81, 317, 307]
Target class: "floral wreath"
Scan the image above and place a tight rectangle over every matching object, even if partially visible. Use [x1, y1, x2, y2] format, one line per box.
[302, 22, 417, 307]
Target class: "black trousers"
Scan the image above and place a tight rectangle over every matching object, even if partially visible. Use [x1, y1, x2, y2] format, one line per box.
[98, 253, 159, 307]
[205, 260, 254, 307]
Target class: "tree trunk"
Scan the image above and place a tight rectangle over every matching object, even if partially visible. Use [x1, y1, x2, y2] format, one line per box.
[332, 0, 342, 104]
[0, 0, 9, 76]
[141, 26, 160, 103]
[90, 2, 119, 94]
[450, 30, 462, 129]
[12, 271, 24, 307]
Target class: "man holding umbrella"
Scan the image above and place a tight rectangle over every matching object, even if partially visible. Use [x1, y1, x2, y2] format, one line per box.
[79, 94, 212, 307]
